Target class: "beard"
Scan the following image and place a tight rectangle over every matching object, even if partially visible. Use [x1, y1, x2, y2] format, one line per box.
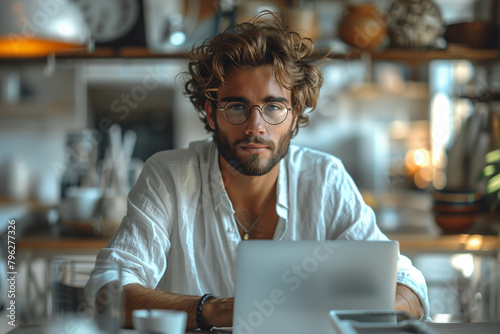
[213, 121, 293, 176]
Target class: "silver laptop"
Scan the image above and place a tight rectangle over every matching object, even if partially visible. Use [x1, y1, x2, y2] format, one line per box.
[232, 240, 398, 334]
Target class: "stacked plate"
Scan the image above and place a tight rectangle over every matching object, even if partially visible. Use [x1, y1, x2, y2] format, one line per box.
[432, 190, 482, 234]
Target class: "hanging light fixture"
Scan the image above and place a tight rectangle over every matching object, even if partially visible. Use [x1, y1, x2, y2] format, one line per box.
[0, 0, 91, 58]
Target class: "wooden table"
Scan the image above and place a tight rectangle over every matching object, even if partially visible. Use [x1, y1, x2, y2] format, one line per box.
[428, 322, 500, 333]
[7, 322, 500, 333]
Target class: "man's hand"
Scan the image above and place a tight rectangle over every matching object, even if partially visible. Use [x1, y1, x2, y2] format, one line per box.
[203, 297, 234, 328]
[395, 283, 423, 319]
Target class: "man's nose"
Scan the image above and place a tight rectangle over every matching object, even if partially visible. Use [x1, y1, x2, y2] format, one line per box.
[244, 106, 266, 135]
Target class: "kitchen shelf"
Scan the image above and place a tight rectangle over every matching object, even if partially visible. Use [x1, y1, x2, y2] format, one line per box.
[58, 47, 188, 59]
[388, 233, 500, 253]
[0, 100, 74, 118]
[1, 47, 187, 61]
[2, 45, 499, 63]
[16, 233, 500, 253]
[329, 45, 500, 64]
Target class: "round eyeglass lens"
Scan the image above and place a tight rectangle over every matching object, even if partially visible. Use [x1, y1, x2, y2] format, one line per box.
[222, 101, 289, 125]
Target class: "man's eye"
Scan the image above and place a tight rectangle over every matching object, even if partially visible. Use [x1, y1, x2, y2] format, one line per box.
[264, 104, 282, 112]
[227, 103, 247, 111]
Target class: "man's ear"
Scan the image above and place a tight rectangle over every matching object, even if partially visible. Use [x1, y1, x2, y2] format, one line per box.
[205, 100, 216, 130]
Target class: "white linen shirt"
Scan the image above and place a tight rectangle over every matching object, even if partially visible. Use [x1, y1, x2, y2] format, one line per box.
[95, 139, 430, 318]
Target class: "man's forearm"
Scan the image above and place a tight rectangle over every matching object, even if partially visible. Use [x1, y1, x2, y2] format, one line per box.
[123, 284, 233, 329]
[394, 283, 424, 319]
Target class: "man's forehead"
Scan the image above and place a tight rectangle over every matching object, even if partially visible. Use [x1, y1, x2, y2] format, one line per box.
[219, 95, 290, 103]
[216, 66, 291, 97]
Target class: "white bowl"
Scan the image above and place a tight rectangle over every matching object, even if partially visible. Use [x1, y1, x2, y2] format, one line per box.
[132, 309, 187, 334]
[59, 186, 101, 223]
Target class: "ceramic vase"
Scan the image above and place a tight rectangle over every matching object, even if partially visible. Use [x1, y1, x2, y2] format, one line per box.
[337, 4, 387, 50]
[432, 189, 482, 234]
[387, 0, 445, 49]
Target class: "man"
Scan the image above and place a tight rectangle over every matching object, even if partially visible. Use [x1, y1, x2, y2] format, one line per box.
[92, 12, 430, 330]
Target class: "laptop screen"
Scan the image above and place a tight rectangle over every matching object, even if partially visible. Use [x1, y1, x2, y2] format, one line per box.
[232, 240, 398, 334]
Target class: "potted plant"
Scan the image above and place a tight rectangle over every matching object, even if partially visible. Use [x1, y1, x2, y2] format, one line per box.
[475, 109, 500, 215]
[478, 150, 500, 214]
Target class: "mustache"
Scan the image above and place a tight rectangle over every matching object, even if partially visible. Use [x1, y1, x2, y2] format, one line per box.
[236, 136, 276, 149]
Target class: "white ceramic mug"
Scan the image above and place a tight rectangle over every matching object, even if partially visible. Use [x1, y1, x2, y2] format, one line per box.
[132, 309, 187, 334]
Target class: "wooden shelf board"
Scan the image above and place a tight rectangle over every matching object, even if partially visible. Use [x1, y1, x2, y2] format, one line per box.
[18, 236, 109, 250]
[1, 46, 498, 62]
[388, 233, 500, 252]
[329, 47, 500, 62]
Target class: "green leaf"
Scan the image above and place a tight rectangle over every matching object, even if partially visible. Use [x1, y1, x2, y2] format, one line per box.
[486, 173, 500, 194]
[478, 164, 498, 183]
[484, 165, 496, 177]
[485, 149, 500, 164]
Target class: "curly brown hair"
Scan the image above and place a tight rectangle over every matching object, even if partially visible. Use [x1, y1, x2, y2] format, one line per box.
[183, 11, 327, 137]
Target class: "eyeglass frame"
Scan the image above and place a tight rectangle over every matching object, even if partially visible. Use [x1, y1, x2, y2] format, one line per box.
[215, 100, 293, 125]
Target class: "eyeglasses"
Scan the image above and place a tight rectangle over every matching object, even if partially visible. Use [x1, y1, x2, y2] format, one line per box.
[216, 101, 292, 125]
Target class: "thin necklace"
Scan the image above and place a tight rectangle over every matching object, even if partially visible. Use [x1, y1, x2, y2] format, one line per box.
[234, 192, 275, 240]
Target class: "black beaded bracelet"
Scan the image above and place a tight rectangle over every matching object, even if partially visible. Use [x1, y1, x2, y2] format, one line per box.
[196, 293, 216, 331]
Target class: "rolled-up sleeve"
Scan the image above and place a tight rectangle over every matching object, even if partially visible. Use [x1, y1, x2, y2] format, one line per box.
[395, 254, 431, 320]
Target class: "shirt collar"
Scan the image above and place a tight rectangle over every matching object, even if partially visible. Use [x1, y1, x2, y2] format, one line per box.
[276, 157, 289, 217]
